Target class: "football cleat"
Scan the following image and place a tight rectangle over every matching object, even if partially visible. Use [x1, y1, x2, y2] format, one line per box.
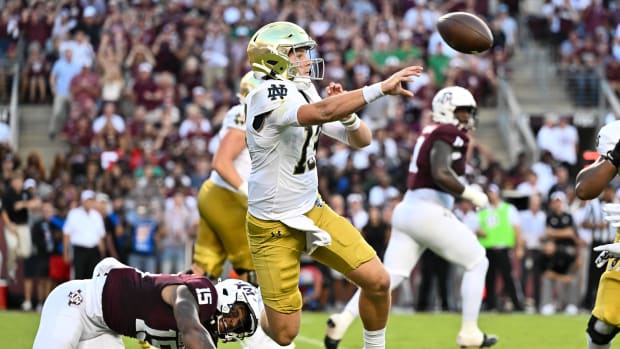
[457, 332, 498, 348]
[324, 317, 341, 349]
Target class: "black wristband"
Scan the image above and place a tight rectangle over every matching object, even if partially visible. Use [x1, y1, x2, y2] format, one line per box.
[606, 150, 620, 168]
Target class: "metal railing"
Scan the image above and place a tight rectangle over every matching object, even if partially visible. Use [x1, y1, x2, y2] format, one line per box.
[496, 77, 539, 165]
[599, 79, 620, 125]
[8, 61, 19, 150]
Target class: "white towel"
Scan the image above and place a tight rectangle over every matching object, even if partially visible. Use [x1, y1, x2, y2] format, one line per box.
[281, 215, 331, 255]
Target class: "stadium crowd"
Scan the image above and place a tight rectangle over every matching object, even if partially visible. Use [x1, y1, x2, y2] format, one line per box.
[0, 0, 616, 320]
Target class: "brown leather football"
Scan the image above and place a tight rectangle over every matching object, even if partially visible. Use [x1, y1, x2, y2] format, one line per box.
[436, 12, 493, 54]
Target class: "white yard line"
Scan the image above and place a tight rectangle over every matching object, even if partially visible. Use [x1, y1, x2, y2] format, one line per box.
[295, 335, 351, 349]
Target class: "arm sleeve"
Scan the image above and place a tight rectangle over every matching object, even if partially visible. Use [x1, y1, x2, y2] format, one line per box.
[321, 121, 350, 145]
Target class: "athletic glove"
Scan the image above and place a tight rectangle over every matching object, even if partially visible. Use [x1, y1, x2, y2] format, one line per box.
[606, 138, 620, 168]
[594, 242, 620, 259]
[461, 185, 489, 209]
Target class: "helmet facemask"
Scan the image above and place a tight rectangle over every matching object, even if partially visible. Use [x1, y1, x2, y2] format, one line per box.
[216, 302, 257, 342]
[286, 43, 324, 81]
[214, 279, 260, 343]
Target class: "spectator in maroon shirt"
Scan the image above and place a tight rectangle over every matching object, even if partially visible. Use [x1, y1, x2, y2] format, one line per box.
[19, 4, 54, 50]
[131, 62, 163, 113]
[70, 62, 101, 118]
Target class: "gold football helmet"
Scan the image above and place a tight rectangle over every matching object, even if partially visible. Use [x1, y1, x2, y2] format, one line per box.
[238, 71, 262, 104]
[247, 21, 324, 80]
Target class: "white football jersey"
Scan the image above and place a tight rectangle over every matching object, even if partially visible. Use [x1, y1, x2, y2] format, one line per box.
[245, 79, 326, 220]
[597, 120, 620, 158]
[209, 104, 252, 192]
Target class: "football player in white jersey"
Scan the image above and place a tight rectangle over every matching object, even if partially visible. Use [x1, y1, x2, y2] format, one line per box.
[244, 21, 423, 348]
[192, 71, 261, 285]
[575, 120, 620, 349]
[192, 72, 294, 349]
[325, 86, 498, 348]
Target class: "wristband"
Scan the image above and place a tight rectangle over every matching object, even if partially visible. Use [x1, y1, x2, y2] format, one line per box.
[340, 115, 361, 131]
[237, 181, 248, 197]
[606, 151, 620, 168]
[362, 83, 384, 104]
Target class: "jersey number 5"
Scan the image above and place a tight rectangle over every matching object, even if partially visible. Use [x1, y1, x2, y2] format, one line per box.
[196, 288, 213, 305]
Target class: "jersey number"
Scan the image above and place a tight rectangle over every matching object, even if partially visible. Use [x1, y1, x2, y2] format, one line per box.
[293, 126, 320, 175]
[196, 288, 213, 305]
[135, 319, 178, 349]
[408, 135, 426, 174]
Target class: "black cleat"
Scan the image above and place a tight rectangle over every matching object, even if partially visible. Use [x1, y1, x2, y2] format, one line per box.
[324, 335, 341, 349]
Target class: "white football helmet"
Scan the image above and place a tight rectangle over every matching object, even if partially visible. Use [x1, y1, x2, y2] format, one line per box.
[214, 279, 260, 342]
[247, 21, 324, 81]
[431, 86, 477, 129]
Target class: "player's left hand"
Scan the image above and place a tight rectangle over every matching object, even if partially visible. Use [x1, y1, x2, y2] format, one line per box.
[326, 82, 344, 96]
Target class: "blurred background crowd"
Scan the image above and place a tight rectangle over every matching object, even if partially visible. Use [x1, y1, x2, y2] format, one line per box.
[0, 0, 618, 319]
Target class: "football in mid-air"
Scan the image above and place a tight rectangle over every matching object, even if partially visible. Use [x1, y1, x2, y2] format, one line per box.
[436, 12, 493, 54]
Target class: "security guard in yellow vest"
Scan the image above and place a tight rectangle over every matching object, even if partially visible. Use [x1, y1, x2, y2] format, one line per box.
[477, 184, 525, 312]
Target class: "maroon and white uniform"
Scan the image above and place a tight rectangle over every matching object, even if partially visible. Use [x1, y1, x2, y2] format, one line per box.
[407, 123, 468, 209]
[34, 259, 218, 349]
[385, 123, 485, 277]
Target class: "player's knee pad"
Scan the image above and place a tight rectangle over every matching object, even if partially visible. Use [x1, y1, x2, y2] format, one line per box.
[235, 268, 258, 287]
[467, 255, 489, 273]
[587, 316, 620, 345]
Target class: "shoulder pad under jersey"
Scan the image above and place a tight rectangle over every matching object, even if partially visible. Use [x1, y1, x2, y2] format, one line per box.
[246, 80, 296, 118]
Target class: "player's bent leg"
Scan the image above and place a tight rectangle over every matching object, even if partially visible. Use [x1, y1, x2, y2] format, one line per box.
[344, 257, 390, 349]
[76, 333, 124, 349]
[325, 272, 408, 349]
[33, 280, 87, 349]
[262, 306, 301, 346]
[587, 316, 619, 349]
[418, 211, 497, 348]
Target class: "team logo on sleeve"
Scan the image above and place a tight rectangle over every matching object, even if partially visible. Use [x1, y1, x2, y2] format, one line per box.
[267, 84, 287, 100]
[67, 289, 83, 306]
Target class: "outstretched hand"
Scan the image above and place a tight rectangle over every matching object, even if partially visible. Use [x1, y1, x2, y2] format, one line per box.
[380, 65, 424, 97]
[326, 82, 345, 97]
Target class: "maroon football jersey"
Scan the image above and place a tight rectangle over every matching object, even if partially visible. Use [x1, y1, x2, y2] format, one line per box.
[407, 123, 469, 191]
[102, 268, 218, 347]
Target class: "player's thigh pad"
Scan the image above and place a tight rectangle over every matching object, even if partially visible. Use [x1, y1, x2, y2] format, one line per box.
[194, 180, 229, 276]
[246, 213, 306, 313]
[383, 230, 424, 277]
[392, 200, 485, 270]
[304, 203, 376, 275]
[593, 268, 620, 326]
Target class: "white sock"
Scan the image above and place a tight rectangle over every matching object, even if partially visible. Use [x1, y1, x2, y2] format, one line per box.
[344, 290, 361, 317]
[327, 310, 356, 340]
[363, 328, 386, 349]
[587, 335, 611, 349]
[461, 257, 488, 323]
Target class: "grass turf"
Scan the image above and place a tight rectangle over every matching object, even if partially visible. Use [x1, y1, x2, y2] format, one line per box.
[4, 310, 593, 348]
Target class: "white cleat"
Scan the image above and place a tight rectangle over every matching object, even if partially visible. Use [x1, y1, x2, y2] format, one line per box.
[457, 331, 498, 348]
[324, 313, 353, 349]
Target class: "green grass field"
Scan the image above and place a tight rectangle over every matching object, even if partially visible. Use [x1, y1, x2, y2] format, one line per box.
[3, 310, 597, 348]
